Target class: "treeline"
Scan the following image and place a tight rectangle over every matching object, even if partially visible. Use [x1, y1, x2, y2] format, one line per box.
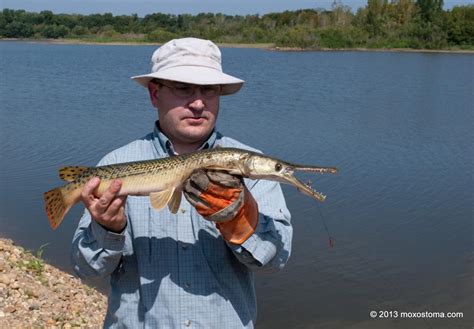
[1, 0, 473, 49]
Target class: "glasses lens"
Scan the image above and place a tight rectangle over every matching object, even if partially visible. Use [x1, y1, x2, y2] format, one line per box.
[201, 85, 221, 97]
[172, 85, 194, 97]
[160, 81, 221, 98]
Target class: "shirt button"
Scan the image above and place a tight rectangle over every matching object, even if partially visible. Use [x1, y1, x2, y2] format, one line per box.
[181, 243, 188, 250]
[185, 283, 191, 288]
[184, 319, 191, 326]
[181, 209, 186, 214]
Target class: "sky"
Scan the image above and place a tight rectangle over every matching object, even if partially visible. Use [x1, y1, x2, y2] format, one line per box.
[1, 0, 472, 16]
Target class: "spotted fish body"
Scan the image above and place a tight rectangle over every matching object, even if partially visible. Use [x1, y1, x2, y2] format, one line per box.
[44, 147, 337, 229]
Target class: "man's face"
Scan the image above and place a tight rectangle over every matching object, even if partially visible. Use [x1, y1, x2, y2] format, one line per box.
[148, 80, 220, 151]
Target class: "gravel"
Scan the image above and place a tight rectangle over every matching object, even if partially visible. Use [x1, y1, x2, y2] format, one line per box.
[0, 238, 107, 328]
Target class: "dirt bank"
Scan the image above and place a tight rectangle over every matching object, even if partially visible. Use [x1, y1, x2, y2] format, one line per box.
[0, 238, 107, 328]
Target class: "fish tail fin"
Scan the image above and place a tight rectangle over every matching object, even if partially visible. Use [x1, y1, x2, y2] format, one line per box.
[44, 187, 74, 230]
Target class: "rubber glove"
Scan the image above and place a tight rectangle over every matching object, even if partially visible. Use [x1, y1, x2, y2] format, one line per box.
[183, 169, 258, 244]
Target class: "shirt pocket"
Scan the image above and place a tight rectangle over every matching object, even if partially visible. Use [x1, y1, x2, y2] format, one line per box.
[126, 196, 171, 263]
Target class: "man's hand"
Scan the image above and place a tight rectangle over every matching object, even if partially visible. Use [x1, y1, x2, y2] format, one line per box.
[183, 170, 258, 244]
[81, 177, 127, 233]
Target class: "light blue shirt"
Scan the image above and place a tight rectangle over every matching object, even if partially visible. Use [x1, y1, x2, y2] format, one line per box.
[71, 123, 293, 328]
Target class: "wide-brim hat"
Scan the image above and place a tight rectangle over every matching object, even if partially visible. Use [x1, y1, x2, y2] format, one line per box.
[131, 38, 244, 96]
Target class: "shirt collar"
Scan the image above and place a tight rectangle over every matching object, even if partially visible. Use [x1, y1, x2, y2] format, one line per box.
[152, 121, 218, 156]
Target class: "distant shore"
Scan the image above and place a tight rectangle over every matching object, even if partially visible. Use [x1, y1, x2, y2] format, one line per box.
[2, 38, 474, 54]
[0, 38, 273, 49]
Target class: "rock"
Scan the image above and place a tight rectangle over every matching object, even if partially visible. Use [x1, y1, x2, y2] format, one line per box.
[3, 305, 16, 313]
[25, 288, 40, 298]
[29, 303, 40, 311]
[10, 289, 21, 298]
[46, 318, 56, 325]
[0, 310, 4, 317]
[0, 273, 12, 284]
[10, 281, 20, 289]
[59, 294, 69, 301]
[0, 241, 11, 252]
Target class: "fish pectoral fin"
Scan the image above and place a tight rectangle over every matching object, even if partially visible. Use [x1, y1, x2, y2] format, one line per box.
[149, 189, 175, 211]
[205, 165, 242, 175]
[150, 188, 183, 213]
[168, 188, 182, 214]
[59, 166, 88, 182]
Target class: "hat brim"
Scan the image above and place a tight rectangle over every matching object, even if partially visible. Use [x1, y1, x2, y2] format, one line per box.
[131, 66, 244, 96]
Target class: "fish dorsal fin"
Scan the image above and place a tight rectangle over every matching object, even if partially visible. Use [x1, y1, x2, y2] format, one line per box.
[149, 189, 174, 210]
[59, 166, 88, 182]
[168, 188, 182, 214]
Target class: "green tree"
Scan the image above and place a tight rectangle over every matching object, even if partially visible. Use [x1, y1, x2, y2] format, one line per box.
[2, 21, 34, 37]
[445, 5, 474, 45]
[146, 28, 177, 42]
[275, 25, 317, 48]
[70, 25, 89, 36]
[41, 24, 69, 38]
[39, 10, 54, 25]
[366, 0, 388, 36]
[388, 0, 416, 26]
[330, 1, 353, 28]
[416, 0, 443, 22]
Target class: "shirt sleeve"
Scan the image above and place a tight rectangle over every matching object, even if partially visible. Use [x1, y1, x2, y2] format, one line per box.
[227, 179, 293, 272]
[70, 153, 132, 279]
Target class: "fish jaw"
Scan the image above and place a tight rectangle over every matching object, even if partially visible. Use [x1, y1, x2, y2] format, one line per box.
[279, 170, 327, 201]
[243, 153, 337, 202]
[279, 164, 337, 202]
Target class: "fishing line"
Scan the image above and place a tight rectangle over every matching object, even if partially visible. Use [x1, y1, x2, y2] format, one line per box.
[305, 178, 335, 247]
[315, 201, 335, 248]
[313, 204, 433, 329]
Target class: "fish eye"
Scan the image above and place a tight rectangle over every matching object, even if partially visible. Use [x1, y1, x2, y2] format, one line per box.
[275, 163, 282, 171]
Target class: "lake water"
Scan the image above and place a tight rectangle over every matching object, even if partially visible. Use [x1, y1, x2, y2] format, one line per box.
[0, 41, 472, 328]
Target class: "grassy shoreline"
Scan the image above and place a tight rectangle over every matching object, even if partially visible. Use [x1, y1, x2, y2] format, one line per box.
[2, 37, 473, 54]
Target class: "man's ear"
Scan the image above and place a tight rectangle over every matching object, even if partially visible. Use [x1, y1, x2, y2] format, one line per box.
[148, 81, 159, 107]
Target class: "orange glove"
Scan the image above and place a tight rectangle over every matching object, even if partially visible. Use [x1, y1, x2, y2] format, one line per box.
[183, 170, 258, 244]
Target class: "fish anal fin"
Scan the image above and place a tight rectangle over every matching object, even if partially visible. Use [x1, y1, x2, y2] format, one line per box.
[149, 189, 174, 211]
[59, 166, 88, 182]
[168, 188, 182, 214]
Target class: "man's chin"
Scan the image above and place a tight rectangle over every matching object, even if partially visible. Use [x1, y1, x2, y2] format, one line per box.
[179, 126, 213, 143]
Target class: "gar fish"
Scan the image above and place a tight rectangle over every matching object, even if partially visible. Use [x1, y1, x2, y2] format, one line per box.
[44, 147, 337, 229]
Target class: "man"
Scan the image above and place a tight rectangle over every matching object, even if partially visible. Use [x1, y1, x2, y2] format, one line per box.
[71, 37, 293, 328]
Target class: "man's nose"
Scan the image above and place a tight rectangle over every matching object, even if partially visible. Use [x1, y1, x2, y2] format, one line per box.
[188, 92, 205, 111]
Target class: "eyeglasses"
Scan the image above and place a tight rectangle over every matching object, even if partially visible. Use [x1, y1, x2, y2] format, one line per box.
[154, 79, 222, 98]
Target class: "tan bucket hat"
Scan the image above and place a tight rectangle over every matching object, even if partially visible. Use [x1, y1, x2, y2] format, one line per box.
[131, 37, 244, 95]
